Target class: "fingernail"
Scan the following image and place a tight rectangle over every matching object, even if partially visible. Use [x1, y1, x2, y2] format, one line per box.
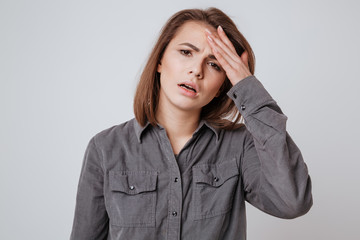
[218, 25, 223, 32]
[207, 35, 213, 42]
[205, 28, 212, 35]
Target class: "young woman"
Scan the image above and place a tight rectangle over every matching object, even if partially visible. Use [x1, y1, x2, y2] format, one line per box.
[70, 7, 313, 240]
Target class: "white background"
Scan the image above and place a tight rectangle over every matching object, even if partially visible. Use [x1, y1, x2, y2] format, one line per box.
[1, 0, 359, 239]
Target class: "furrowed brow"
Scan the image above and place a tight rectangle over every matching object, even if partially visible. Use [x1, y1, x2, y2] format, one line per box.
[208, 54, 217, 60]
[179, 42, 218, 61]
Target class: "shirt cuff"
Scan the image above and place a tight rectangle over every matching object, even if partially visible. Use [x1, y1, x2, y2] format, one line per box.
[226, 75, 275, 118]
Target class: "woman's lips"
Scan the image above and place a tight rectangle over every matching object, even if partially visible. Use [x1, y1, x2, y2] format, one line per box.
[178, 83, 196, 93]
[177, 83, 198, 97]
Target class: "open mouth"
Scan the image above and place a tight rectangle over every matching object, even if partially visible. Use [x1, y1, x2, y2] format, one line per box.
[178, 84, 197, 93]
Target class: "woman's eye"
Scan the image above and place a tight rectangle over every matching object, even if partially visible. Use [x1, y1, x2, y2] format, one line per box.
[209, 62, 221, 71]
[180, 49, 191, 56]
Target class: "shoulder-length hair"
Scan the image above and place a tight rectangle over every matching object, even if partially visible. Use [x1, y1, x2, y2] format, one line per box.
[134, 7, 255, 129]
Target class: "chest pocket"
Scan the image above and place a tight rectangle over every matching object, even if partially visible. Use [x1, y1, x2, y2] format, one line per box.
[108, 170, 158, 227]
[192, 158, 239, 220]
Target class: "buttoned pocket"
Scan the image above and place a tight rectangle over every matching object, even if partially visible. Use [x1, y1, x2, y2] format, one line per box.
[192, 158, 239, 220]
[108, 170, 158, 227]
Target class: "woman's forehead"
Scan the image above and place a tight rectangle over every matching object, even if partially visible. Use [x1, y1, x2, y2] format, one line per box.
[170, 21, 218, 44]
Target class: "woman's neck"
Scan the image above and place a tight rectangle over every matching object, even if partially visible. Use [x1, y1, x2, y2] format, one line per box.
[155, 105, 200, 154]
[156, 106, 200, 137]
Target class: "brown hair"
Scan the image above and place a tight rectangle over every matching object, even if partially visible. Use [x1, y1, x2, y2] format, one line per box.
[133, 7, 255, 129]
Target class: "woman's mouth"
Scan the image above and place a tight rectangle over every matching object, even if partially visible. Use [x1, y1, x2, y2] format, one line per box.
[178, 84, 197, 93]
[177, 83, 198, 97]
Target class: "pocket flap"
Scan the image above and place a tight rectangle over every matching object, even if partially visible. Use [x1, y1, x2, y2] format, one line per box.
[109, 171, 158, 195]
[193, 158, 239, 187]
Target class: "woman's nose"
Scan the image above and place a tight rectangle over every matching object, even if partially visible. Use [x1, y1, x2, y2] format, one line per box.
[188, 61, 204, 79]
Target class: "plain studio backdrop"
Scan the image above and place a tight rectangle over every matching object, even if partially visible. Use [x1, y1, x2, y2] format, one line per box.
[1, 0, 359, 239]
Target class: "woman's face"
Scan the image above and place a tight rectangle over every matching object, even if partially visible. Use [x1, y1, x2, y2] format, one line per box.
[157, 21, 226, 114]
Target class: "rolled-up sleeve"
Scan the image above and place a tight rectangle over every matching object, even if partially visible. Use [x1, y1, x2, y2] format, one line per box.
[70, 137, 109, 239]
[228, 75, 313, 219]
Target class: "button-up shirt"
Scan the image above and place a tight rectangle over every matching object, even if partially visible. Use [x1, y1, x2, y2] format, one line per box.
[70, 76, 313, 240]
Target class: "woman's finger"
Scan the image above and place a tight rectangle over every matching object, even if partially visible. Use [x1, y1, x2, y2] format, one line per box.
[208, 41, 233, 73]
[240, 51, 249, 69]
[215, 27, 250, 71]
[205, 28, 252, 85]
[205, 29, 240, 64]
[217, 26, 237, 54]
[206, 34, 236, 71]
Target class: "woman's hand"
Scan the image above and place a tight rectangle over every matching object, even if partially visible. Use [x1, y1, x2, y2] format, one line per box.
[205, 26, 252, 86]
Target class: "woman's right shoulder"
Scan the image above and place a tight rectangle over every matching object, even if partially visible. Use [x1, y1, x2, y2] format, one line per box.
[89, 118, 138, 148]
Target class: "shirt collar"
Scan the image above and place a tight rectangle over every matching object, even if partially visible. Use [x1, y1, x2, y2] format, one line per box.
[195, 119, 220, 142]
[134, 120, 151, 143]
[134, 119, 220, 143]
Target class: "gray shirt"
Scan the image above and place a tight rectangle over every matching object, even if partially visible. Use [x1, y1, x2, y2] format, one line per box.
[70, 76, 313, 240]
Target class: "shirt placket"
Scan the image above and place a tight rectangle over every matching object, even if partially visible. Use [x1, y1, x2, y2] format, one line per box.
[157, 127, 183, 240]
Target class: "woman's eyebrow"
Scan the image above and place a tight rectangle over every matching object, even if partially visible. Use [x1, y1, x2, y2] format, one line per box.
[179, 42, 217, 60]
[179, 42, 200, 52]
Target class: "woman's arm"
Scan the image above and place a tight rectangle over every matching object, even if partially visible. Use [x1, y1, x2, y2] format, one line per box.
[229, 76, 313, 218]
[70, 137, 109, 239]
[206, 26, 312, 218]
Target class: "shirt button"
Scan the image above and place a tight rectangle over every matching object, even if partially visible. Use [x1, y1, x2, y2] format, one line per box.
[129, 185, 135, 190]
[240, 105, 246, 111]
[214, 177, 219, 182]
[172, 211, 177, 217]
[174, 177, 179, 182]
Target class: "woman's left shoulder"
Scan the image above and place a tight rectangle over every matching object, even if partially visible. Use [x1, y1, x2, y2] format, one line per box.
[219, 122, 252, 143]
